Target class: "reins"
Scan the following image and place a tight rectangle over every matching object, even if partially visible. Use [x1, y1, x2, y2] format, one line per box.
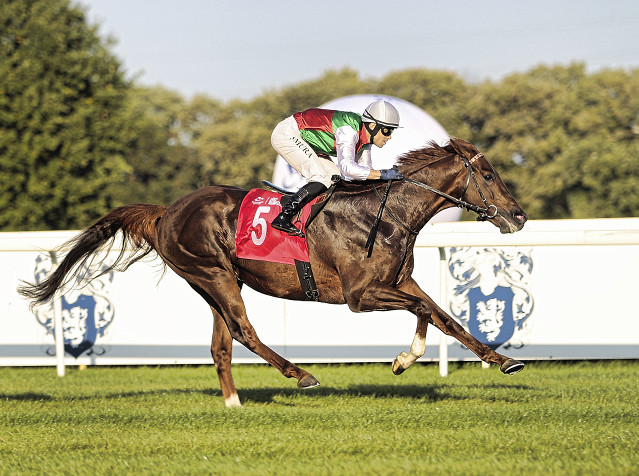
[366, 153, 499, 282]
[403, 154, 498, 221]
[369, 180, 417, 284]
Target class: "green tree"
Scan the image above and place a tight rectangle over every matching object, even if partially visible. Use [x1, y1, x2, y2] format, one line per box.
[0, 0, 130, 230]
[251, 68, 372, 123]
[108, 86, 205, 206]
[468, 64, 639, 219]
[193, 114, 274, 189]
[376, 68, 474, 138]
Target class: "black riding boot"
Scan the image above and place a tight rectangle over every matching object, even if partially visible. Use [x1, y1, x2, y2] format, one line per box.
[271, 182, 327, 237]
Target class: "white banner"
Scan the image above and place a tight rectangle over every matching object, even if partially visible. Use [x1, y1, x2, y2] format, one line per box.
[2, 218, 638, 367]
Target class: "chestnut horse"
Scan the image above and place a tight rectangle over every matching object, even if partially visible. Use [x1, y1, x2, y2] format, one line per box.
[19, 138, 527, 408]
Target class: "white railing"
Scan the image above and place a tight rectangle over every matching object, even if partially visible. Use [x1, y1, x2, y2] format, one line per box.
[417, 218, 639, 376]
[3, 217, 639, 376]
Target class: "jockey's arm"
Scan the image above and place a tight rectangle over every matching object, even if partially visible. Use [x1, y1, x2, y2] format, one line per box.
[335, 126, 379, 181]
[358, 147, 382, 179]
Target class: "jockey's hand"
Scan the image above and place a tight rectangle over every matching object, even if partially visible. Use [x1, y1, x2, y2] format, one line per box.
[380, 167, 404, 181]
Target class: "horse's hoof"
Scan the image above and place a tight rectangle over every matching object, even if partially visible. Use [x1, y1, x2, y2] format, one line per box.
[500, 359, 525, 375]
[392, 358, 406, 375]
[297, 374, 320, 389]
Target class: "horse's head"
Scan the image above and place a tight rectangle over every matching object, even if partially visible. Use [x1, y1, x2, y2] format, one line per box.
[398, 138, 527, 233]
[447, 138, 527, 233]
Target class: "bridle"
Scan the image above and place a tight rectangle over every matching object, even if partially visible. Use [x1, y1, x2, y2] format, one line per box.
[402, 153, 498, 221]
[367, 152, 499, 267]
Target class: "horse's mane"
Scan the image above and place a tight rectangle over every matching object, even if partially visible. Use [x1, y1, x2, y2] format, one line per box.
[397, 137, 480, 172]
[334, 137, 481, 194]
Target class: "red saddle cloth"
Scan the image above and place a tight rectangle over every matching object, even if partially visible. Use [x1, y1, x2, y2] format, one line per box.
[235, 189, 319, 265]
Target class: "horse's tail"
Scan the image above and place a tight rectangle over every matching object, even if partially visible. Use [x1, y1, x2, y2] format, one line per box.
[17, 203, 166, 306]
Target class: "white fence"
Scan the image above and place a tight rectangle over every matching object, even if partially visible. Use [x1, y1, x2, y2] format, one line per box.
[2, 218, 638, 375]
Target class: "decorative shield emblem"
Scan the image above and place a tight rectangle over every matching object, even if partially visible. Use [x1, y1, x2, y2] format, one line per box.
[448, 247, 534, 350]
[31, 252, 115, 358]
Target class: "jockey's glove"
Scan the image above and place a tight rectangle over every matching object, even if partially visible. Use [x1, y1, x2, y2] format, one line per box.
[380, 167, 404, 181]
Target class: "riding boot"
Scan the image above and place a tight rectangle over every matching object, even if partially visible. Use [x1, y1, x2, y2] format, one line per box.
[271, 181, 327, 237]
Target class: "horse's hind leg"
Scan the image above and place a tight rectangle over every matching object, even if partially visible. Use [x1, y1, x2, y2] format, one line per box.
[211, 309, 241, 408]
[195, 273, 320, 389]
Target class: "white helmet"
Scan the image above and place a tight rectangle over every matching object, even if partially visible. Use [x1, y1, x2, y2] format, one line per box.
[362, 100, 400, 127]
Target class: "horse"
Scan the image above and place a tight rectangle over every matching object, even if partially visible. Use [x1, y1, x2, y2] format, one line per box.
[18, 137, 527, 408]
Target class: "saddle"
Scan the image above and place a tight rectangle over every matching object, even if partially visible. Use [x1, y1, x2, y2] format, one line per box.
[236, 179, 387, 300]
[261, 180, 337, 227]
[235, 185, 337, 301]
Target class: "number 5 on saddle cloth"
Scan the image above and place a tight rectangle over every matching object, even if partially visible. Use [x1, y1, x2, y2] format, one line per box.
[235, 189, 321, 300]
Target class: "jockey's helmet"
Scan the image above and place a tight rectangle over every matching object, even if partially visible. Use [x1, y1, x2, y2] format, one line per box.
[362, 100, 400, 128]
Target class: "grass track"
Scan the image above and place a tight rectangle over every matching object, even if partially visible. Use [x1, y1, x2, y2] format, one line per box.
[1, 361, 638, 475]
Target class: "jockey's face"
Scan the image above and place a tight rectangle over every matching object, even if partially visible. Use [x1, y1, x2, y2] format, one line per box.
[372, 123, 393, 148]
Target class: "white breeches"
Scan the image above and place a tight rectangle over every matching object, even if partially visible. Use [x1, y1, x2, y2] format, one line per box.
[271, 116, 340, 189]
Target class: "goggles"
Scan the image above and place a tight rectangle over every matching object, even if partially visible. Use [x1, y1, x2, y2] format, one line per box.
[380, 126, 396, 137]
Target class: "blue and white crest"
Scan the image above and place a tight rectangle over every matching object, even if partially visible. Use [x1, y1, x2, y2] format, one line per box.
[31, 252, 115, 358]
[448, 247, 534, 350]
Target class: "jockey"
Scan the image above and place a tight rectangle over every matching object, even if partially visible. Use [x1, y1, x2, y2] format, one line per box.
[270, 99, 404, 237]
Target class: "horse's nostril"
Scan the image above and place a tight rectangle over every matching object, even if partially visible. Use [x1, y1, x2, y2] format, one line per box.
[514, 212, 527, 223]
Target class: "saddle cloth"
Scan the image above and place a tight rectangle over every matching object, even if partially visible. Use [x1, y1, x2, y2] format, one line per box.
[235, 189, 319, 265]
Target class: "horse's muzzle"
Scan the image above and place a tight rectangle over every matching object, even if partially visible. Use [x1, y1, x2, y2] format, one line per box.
[498, 208, 527, 233]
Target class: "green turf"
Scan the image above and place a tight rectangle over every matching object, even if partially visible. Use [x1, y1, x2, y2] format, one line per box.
[1, 361, 638, 475]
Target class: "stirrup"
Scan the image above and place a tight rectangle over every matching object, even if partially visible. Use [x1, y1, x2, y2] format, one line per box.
[273, 224, 304, 237]
[271, 215, 305, 237]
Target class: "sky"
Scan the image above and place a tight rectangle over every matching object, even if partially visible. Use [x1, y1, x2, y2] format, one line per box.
[77, 0, 639, 101]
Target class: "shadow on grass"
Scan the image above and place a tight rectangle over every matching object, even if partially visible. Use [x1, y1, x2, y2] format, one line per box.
[0, 392, 55, 401]
[0, 388, 211, 402]
[0, 382, 532, 404]
[236, 384, 447, 404]
[233, 381, 534, 405]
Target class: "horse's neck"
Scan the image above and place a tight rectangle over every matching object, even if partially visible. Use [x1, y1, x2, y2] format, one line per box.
[326, 154, 464, 232]
[387, 182, 450, 232]
[392, 160, 464, 231]
[328, 179, 450, 235]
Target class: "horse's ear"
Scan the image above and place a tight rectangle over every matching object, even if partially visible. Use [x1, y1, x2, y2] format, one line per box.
[448, 137, 478, 158]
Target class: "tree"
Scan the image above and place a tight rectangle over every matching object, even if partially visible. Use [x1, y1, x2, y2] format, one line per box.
[193, 114, 274, 190]
[376, 68, 474, 138]
[467, 64, 639, 219]
[108, 86, 205, 206]
[251, 67, 372, 123]
[0, 0, 130, 230]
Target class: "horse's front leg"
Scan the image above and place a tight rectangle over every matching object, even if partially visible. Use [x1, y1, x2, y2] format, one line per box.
[398, 279, 524, 374]
[350, 278, 524, 375]
[391, 314, 428, 375]
[349, 281, 432, 374]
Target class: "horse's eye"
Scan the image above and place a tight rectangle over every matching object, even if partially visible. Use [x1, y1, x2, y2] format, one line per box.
[483, 173, 494, 182]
